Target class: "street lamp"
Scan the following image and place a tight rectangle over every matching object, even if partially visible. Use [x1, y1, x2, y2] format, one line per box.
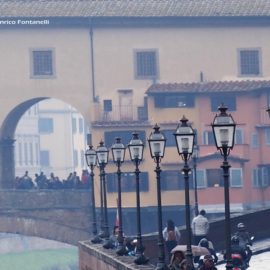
[85, 144, 102, 244]
[267, 107, 270, 118]
[174, 116, 195, 270]
[192, 141, 199, 217]
[111, 137, 128, 255]
[211, 104, 236, 270]
[128, 132, 149, 265]
[96, 140, 110, 247]
[148, 124, 168, 270]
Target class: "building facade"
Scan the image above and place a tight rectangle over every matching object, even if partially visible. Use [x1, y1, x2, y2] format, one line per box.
[0, 0, 270, 233]
[15, 100, 88, 181]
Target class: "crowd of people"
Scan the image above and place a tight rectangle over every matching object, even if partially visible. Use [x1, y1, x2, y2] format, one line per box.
[14, 170, 91, 190]
[161, 210, 253, 270]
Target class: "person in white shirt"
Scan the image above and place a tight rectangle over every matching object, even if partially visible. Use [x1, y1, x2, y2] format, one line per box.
[191, 209, 209, 245]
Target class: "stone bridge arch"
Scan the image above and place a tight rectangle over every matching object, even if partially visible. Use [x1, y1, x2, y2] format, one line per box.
[0, 96, 93, 188]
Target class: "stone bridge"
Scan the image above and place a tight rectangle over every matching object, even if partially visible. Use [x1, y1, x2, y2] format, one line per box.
[0, 189, 92, 245]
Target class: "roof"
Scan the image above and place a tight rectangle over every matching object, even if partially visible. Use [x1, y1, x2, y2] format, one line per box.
[1, 0, 270, 18]
[146, 80, 270, 94]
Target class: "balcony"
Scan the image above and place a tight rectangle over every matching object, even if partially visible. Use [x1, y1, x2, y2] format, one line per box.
[93, 104, 148, 123]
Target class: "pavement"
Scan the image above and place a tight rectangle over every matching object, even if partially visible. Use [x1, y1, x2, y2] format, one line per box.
[216, 238, 270, 267]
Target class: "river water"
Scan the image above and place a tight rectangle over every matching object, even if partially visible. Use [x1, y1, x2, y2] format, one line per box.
[0, 233, 78, 270]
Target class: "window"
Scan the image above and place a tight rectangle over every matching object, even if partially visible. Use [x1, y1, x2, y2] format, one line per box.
[203, 131, 215, 145]
[235, 129, 244, 145]
[35, 143, 39, 165]
[251, 133, 259, 148]
[18, 142, 22, 165]
[79, 119, 84, 134]
[162, 130, 175, 147]
[154, 94, 195, 108]
[238, 49, 261, 76]
[206, 169, 223, 187]
[107, 172, 149, 192]
[161, 170, 194, 191]
[211, 95, 236, 112]
[104, 130, 146, 148]
[253, 167, 269, 188]
[230, 168, 243, 187]
[31, 49, 55, 77]
[104, 100, 112, 112]
[73, 150, 78, 167]
[40, 150, 50, 166]
[38, 118, 53, 133]
[161, 170, 182, 191]
[135, 50, 158, 79]
[195, 170, 207, 188]
[29, 143, 33, 165]
[72, 118, 77, 133]
[252, 168, 259, 187]
[265, 128, 270, 145]
[80, 150, 85, 167]
[24, 142, 28, 165]
[260, 167, 269, 187]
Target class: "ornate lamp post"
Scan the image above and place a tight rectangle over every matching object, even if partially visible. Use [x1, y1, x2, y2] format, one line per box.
[148, 124, 168, 270]
[174, 116, 195, 270]
[85, 144, 102, 244]
[96, 140, 110, 246]
[111, 137, 128, 255]
[211, 104, 236, 270]
[192, 142, 199, 217]
[128, 132, 149, 265]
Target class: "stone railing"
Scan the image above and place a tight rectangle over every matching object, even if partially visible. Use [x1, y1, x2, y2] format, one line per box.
[79, 241, 155, 270]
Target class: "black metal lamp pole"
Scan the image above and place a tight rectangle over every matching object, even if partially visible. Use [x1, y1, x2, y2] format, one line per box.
[148, 124, 168, 270]
[96, 140, 110, 245]
[267, 107, 270, 118]
[111, 137, 128, 255]
[128, 132, 149, 265]
[174, 116, 195, 270]
[85, 144, 102, 244]
[192, 144, 199, 216]
[212, 104, 236, 270]
[98, 162, 105, 239]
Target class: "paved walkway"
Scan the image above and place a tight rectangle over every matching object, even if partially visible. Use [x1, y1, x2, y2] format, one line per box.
[250, 238, 270, 254]
[216, 238, 270, 267]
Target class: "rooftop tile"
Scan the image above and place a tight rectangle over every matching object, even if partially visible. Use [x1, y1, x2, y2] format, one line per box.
[146, 80, 270, 94]
[2, 0, 270, 18]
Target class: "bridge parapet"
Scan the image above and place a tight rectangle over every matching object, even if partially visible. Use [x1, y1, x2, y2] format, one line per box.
[0, 190, 92, 245]
[0, 189, 91, 209]
[79, 241, 155, 270]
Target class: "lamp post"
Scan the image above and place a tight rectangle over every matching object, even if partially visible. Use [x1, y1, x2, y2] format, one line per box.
[111, 137, 128, 255]
[211, 104, 236, 270]
[174, 116, 195, 270]
[192, 143, 199, 217]
[267, 107, 270, 118]
[96, 140, 110, 246]
[148, 124, 168, 270]
[85, 144, 102, 244]
[128, 132, 149, 265]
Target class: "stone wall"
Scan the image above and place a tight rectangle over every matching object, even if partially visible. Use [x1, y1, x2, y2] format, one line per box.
[79, 241, 155, 270]
[0, 190, 92, 244]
